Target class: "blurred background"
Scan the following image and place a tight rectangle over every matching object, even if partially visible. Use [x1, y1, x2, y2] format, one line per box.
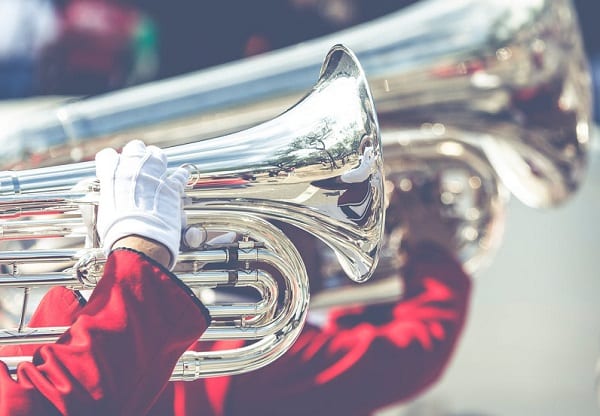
[0, 0, 599, 415]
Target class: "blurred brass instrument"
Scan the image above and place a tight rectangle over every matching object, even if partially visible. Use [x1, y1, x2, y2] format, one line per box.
[0, 45, 385, 380]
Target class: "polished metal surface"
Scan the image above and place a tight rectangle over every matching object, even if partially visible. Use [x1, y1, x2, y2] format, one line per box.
[0, 45, 385, 379]
[0, 0, 591, 210]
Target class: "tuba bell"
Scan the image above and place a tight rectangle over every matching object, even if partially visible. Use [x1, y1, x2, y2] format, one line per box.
[0, 45, 386, 380]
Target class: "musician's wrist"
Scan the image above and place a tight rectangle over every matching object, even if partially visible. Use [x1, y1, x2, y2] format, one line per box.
[111, 235, 172, 268]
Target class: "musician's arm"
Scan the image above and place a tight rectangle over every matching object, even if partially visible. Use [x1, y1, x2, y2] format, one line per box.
[0, 248, 210, 416]
[226, 242, 471, 416]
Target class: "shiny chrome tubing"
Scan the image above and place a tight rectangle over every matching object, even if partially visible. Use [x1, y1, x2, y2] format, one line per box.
[0, 0, 591, 209]
[1, 213, 311, 380]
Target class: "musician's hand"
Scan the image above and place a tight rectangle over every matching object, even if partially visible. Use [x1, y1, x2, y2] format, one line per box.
[95, 140, 190, 269]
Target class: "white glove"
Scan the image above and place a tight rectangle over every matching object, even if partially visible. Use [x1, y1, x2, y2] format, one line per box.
[95, 140, 190, 269]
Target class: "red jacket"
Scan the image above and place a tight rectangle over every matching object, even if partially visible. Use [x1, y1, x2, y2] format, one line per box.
[0, 248, 210, 416]
[2, 242, 470, 416]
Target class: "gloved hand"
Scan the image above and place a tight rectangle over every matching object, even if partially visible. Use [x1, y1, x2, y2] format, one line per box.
[95, 140, 190, 269]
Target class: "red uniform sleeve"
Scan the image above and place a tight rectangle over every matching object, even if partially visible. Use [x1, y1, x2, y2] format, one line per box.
[0, 248, 210, 416]
[225, 242, 472, 416]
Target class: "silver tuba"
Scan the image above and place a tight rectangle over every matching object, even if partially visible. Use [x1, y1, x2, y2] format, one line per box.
[0, 0, 590, 283]
[0, 45, 386, 380]
[0, 0, 592, 353]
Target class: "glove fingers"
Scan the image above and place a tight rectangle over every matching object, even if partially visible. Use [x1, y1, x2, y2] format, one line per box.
[135, 145, 168, 182]
[167, 166, 191, 195]
[121, 139, 147, 157]
[95, 148, 119, 179]
[147, 145, 168, 168]
[95, 140, 188, 270]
